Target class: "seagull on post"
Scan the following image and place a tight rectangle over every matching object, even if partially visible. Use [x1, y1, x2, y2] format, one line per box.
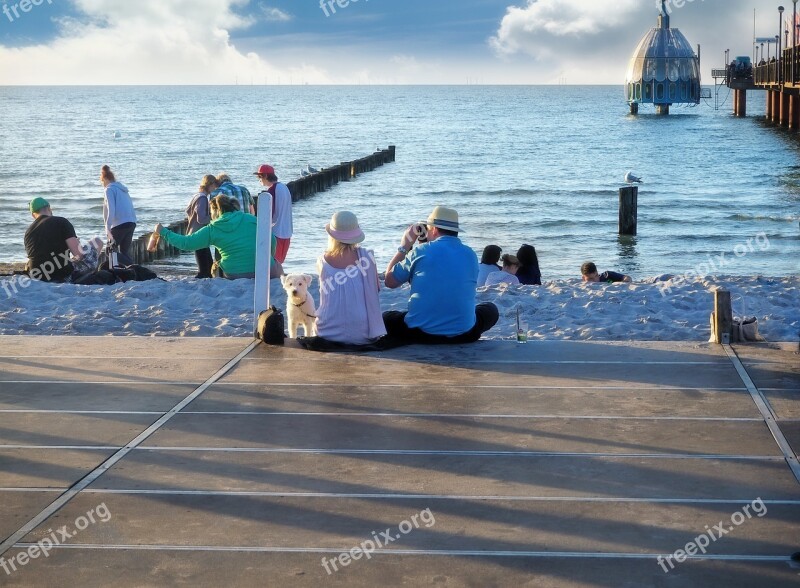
[624, 171, 643, 184]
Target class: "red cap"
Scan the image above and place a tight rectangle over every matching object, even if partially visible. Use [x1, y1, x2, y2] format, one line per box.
[254, 164, 275, 176]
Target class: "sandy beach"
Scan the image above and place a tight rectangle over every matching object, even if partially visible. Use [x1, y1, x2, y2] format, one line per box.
[0, 274, 796, 341]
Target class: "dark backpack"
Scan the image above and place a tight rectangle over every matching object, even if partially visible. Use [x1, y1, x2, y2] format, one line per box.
[257, 306, 285, 345]
[130, 265, 158, 281]
[111, 265, 159, 283]
[111, 267, 137, 283]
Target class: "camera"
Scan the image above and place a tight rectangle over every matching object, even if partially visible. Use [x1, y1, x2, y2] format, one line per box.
[413, 223, 428, 244]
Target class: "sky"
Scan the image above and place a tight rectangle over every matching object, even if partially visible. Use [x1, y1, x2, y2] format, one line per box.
[0, 0, 790, 84]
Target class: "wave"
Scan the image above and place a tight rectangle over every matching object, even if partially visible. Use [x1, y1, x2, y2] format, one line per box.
[725, 213, 799, 222]
[422, 188, 618, 199]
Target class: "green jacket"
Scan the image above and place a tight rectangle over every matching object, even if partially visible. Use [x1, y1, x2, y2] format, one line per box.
[160, 211, 273, 276]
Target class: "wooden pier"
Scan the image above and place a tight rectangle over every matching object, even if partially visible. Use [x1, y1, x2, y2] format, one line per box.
[130, 146, 396, 266]
[722, 4, 800, 124]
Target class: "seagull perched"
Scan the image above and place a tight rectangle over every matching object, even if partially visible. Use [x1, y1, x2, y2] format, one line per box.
[300, 168, 310, 177]
[306, 164, 319, 174]
[624, 171, 643, 184]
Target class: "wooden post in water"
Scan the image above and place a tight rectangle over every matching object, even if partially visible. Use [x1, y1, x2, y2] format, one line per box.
[712, 290, 733, 344]
[618, 186, 638, 236]
[766, 90, 773, 120]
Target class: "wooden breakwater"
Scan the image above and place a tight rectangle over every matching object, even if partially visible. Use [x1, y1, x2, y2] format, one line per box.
[130, 146, 396, 265]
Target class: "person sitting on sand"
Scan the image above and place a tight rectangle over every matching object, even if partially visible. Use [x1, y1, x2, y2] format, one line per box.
[314, 211, 386, 345]
[212, 173, 254, 214]
[516, 244, 542, 285]
[155, 195, 281, 280]
[382, 206, 499, 345]
[581, 261, 631, 284]
[477, 245, 502, 287]
[24, 198, 111, 284]
[185, 175, 217, 279]
[485, 254, 521, 286]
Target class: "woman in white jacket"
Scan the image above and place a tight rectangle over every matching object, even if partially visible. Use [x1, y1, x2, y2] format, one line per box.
[101, 165, 137, 265]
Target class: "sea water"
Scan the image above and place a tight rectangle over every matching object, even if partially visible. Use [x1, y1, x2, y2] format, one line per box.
[0, 85, 797, 278]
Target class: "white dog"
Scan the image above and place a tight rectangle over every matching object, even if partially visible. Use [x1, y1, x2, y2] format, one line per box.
[282, 274, 317, 338]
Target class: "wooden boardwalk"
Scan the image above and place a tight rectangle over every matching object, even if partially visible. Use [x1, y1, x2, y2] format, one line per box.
[0, 337, 798, 586]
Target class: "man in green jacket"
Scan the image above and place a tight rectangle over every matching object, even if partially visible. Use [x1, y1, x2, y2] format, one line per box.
[156, 196, 280, 279]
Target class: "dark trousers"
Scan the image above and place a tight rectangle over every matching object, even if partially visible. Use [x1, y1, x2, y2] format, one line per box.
[194, 248, 213, 279]
[383, 303, 499, 345]
[110, 222, 136, 266]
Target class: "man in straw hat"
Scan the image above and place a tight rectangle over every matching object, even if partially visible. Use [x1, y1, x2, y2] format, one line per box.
[383, 206, 498, 344]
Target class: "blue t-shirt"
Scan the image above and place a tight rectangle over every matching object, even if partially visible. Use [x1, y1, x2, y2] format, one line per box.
[391, 236, 478, 336]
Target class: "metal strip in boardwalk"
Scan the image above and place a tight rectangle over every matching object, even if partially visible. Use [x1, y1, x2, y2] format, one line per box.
[9, 543, 792, 562]
[724, 344, 800, 483]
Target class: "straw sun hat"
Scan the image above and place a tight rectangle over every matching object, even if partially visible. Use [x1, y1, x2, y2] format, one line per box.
[424, 206, 462, 233]
[325, 211, 365, 245]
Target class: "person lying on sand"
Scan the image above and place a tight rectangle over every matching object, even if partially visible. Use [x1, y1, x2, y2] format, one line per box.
[581, 261, 631, 284]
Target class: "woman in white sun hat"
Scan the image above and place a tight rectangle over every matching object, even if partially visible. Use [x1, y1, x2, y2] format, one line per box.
[314, 211, 386, 345]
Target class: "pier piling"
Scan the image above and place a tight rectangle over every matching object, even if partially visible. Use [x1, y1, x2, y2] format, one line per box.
[766, 90, 773, 120]
[733, 89, 747, 117]
[781, 92, 791, 126]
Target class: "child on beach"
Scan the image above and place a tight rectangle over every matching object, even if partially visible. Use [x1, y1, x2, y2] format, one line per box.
[581, 262, 631, 283]
[477, 245, 502, 287]
[485, 254, 521, 286]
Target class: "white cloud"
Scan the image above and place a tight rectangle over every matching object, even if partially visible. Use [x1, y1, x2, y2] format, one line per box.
[0, 0, 326, 84]
[491, 0, 641, 57]
[259, 3, 292, 23]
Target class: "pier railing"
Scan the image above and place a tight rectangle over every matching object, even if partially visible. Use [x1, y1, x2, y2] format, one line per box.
[130, 145, 396, 266]
[752, 47, 800, 87]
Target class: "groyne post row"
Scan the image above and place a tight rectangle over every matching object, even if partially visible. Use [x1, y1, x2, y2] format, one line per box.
[130, 146, 396, 265]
